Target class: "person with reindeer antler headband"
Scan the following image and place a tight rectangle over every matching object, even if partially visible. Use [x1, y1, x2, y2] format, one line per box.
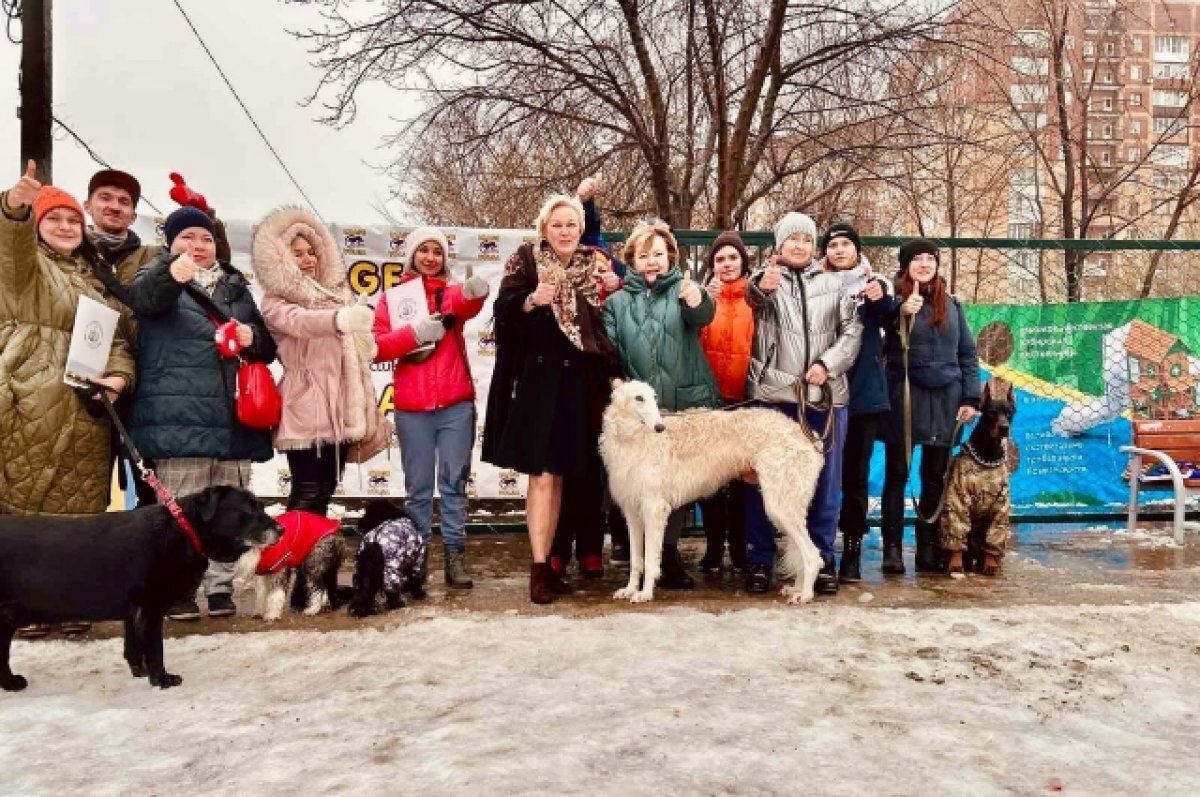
[877, 239, 981, 576]
[122, 202, 278, 622]
[482, 193, 622, 605]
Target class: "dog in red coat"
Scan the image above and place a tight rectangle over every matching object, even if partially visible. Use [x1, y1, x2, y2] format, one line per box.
[236, 510, 345, 621]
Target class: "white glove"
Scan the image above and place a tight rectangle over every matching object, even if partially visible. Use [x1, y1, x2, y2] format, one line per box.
[463, 274, 490, 300]
[352, 330, 377, 362]
[336, 304, 374, 334]
[413, 316, 447, 345]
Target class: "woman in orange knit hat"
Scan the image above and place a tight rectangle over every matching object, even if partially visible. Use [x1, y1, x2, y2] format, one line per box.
[0, 161, 135, 523]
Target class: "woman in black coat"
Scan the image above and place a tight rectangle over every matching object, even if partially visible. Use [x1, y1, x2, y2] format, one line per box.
[482, 194, 620, 604]
[125, 206, 276, 620]
[878, 239, 980, 576]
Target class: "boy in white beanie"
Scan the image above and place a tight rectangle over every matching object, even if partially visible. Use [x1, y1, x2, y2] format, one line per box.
[742, 211, 862, 597]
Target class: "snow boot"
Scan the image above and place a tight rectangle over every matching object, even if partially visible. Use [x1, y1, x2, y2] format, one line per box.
[838, 534, 863, 584]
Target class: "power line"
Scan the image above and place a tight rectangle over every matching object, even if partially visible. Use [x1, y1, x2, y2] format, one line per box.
[172, 0, 324, 218]
[51, 115, 165, 215]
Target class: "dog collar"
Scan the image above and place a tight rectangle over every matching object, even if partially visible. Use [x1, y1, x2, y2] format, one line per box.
[963, 439, 1007, 470]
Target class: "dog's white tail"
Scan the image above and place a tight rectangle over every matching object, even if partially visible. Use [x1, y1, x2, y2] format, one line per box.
[775, 536, 803, 582]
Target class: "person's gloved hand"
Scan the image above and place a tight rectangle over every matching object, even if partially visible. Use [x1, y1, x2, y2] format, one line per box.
[352, 330, 377, 362]
[463, 274, 490, 300]
[413, 315, 447, 345]
[336, 304, 374, 334]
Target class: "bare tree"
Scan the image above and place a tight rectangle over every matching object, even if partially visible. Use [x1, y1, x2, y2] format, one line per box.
[290, 0, 954, 229]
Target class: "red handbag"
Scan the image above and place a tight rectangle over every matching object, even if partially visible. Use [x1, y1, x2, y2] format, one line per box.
[235, 359, 282, 430]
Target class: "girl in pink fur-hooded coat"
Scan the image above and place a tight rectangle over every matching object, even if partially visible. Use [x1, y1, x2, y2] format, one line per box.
[251, 206, 378, 516]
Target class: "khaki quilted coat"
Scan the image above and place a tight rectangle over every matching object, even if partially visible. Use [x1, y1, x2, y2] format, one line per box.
[0, 200, 136, 515]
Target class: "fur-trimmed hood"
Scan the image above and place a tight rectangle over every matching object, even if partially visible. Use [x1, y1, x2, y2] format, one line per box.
[252, 206, 351, 308]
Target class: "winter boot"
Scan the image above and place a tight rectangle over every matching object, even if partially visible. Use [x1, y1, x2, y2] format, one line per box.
[914, 524, 943, 573]
[657, 544, 695, 590]
[530, 562, 553, 605]
[407, 546, 429, 600]
[579, 553, 604, 579]
[444, 549, 474, 589]
[814, 553, 839, 595]
[838, 534, 863, 584]
[881, 528, 905, 575]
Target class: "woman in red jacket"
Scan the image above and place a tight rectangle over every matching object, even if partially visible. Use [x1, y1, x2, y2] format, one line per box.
[697, 230, 754, 574]
[373, 227, 489, 590]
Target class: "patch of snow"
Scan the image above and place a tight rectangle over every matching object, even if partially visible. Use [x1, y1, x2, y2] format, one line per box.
[2, 604, 1200, 795]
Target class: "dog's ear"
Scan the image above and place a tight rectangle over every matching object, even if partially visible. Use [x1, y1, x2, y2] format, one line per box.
[1005, 381, 1016, 406]
[197, 487, 227, 523]
[981, 380, 993, 405]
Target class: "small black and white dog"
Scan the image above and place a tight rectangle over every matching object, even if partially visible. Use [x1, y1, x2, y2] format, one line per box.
[348, 500, 427, 617]
[239, 510, 347, 622]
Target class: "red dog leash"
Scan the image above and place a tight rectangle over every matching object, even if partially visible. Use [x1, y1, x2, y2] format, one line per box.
[96, 392, 205, 556]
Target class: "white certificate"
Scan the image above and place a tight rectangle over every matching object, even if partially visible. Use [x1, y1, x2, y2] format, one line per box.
[385, 278, 430, 331]
[64, 296, 119, 388]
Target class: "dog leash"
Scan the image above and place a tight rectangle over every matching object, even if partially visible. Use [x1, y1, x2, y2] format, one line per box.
[95, 391, 205, 556]
[690, 380, 835, 444]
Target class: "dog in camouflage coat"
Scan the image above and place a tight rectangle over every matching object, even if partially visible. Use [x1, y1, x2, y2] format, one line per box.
[942, 378, 1019, 577]
[348, 500, 427, 616]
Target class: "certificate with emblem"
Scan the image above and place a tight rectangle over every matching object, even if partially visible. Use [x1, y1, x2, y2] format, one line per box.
[64, 296, 119, 388]
[385, 277, 430, 331]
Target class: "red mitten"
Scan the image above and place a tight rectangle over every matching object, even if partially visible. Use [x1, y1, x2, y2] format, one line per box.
[168, 172, 210, 213]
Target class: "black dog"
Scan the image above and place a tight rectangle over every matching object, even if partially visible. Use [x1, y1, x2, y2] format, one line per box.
[348, 500, 427, 617]
[0, 486, 280, 691]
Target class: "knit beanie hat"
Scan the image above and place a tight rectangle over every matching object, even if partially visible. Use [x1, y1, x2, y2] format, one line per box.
[773, 211, 818, 249]
[821, 222, 862, 255]
[33, 186, 84, 227]
[163, 205, 216, 247]
[404, 226, 451, 277]
[706, 230, 751, 277]
[897, 238, 939, 273]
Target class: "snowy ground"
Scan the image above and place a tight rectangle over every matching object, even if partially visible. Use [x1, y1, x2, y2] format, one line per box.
[4, 600, 1200, 796]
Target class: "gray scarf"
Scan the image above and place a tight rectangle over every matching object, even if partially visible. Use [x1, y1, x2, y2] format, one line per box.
[88, 228, 128, 250]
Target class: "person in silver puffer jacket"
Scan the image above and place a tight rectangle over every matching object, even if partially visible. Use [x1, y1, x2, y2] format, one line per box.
[741, 211, 862, 597]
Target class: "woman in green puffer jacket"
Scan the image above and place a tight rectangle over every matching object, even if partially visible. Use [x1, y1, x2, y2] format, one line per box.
[602, 220, 720, 589]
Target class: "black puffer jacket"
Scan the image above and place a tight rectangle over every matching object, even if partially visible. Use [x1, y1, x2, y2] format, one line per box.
[126, 251, 277, 461]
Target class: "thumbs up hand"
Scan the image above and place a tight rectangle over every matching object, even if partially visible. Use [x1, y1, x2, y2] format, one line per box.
[679, 269, 702, 308]
[6, 160, 41, 210]
[530, 268, 558, 307]
[901, 282, 924, 316]
[760, 259, 782, 293]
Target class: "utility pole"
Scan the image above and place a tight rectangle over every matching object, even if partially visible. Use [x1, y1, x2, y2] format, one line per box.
[19, 0, 52, 182]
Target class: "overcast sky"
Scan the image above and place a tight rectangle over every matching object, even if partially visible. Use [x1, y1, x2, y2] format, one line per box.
[0, 0, 412, 225]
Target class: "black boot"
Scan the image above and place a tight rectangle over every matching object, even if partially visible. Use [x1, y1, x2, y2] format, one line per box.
[287, 481, 327, 514]
[914, 524, 943, 573]
[838, 534, 863, 583]
[814, 553, 838, 595]
[657, 544, 695, 590]
[881, 528, 905, 575]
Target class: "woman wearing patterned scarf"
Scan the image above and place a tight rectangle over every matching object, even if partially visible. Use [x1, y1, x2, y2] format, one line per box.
[482, 193, 621, 604]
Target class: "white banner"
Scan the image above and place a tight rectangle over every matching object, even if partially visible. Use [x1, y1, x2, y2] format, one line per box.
[132, 215, 536, 499]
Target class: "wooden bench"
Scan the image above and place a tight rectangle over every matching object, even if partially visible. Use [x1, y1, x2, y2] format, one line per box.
[1121, 418, 1200, 543]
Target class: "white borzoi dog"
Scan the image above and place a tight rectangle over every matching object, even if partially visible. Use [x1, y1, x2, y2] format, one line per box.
[600, 380, 825, 604]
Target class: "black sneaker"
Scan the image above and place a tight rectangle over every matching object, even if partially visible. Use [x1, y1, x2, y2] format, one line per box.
[744, 563, 771, 594]
[167, 599, 201, 621]
[206, 594, 236, 618]
[697, 550, 723, 574]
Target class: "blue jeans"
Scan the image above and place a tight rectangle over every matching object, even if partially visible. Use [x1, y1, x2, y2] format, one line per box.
[744, 403, 848, 563]
[394, 400, 475, 552]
